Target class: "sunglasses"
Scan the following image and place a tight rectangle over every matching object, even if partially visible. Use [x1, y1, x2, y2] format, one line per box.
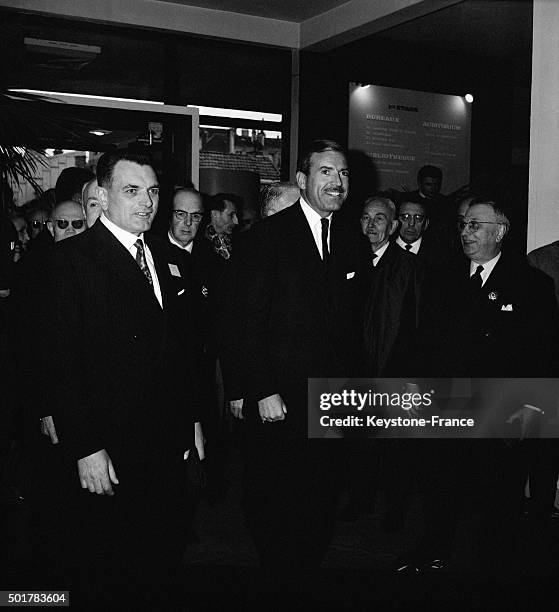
[53, 219, 85, 230]
[30, 220, 47, 230]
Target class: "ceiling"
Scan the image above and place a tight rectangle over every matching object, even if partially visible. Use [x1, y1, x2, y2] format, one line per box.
[378, 0, 532, 61]
[157, 0, 348, 22]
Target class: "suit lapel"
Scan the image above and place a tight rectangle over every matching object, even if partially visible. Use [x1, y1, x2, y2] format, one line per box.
[286, 201, 325, 277]
[91, 222, 162, 315]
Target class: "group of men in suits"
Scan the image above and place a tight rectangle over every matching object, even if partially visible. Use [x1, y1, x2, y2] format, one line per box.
[23, 139, 559, 601]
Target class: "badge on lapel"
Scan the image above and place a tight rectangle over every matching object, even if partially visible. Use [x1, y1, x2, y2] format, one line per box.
[488, 291, 497, 301]
[168, 263, 181, 277]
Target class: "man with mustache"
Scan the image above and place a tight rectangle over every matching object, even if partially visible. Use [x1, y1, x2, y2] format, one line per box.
[234, 140, 367, 592]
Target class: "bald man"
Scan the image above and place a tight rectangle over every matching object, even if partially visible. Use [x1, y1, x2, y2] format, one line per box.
[81, 178, 102, 228]
[47, 200, 86, 243]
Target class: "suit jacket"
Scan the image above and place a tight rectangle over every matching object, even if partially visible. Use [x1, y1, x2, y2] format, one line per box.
[363, 242, 424, 376]
[446, 253, 559, 378]
[235, 201, 368, 428]
[44, 221, 197, 467]
[440, 253, 559, 434]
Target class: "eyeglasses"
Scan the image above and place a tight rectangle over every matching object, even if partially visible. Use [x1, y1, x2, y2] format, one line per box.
[53, 219, 85, 230]
[399, 213, 425, 223]
[458, 220, 503, 232]
[173, 210, 203, 223]
[30, 220, 46, 230]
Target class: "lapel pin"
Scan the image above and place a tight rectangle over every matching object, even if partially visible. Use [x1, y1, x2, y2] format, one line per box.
[488, 291, 497, 301]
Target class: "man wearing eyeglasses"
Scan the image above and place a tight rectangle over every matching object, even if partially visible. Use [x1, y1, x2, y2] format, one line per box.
[408, 197, 559, 573]
[31, 150, 203, 604]
[168, 188, 204, 252]
[46, 200, 86, 243]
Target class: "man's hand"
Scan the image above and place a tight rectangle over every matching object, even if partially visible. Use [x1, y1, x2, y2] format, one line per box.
[229, 399, 244, 420]
[194, 421, 205, 460]
[77, 449, 119, 495]
[258, 393, 287, 423]
[506, 405, 541, 441]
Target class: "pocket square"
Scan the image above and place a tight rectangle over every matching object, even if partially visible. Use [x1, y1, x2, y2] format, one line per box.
[346, 271, 355, 279]
[177, 288, 185, 296]
[501, 304, 513, 311]
[168, 263, 181, 277]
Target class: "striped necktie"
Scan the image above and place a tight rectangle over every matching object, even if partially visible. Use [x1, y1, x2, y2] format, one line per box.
[134, 239, 153, 286]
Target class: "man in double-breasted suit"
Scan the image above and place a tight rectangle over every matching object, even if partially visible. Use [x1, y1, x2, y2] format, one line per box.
[234, 140, 367, 588]
[31, 151, 203, 600]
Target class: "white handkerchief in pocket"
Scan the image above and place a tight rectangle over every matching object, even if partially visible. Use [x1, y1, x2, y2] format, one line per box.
[346, 271, 355, 280]
[168, 263, 181, 277]
[177, 288, 185, 296]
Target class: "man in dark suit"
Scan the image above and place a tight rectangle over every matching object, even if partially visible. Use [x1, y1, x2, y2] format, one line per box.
[31, 151, 203, 602]
[235, 140, 367, 588]
[401, 197, 559, 573]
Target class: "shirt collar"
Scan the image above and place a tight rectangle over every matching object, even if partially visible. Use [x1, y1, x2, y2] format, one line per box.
[396, 236, 422, 253]
[469, 251, 502, 285]
[372, 240, 390, 264]
[168, 230, 193, 253]
[300, 196, 333, 227]
[100, 213, 143, 250]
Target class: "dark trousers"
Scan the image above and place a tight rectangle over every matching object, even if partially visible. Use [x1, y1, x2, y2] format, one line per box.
[27, 446, 190, 605]
[241, 413, 340, 587]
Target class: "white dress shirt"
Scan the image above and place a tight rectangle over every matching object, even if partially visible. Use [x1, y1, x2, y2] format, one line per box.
[100, 214, 162, 307]
[396, 236, 422, 254]
[300, 197, 332, 260]
[469, 252, 501, 287]
[372, 241, 390, 266]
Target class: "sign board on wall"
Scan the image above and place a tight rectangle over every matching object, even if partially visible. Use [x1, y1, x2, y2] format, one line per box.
[348, 83, 471, 194]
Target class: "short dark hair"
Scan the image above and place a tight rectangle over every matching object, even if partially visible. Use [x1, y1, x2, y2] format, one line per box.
[55, 167, 94, 203]
[96, 150, 154, 189]
[209, 193, 239, 213]
[417, 165, 442, 182]
[397, 195, 428, 216]
[297, 140, 347, 175]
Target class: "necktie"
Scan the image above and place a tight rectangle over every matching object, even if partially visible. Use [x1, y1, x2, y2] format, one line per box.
[470, 264, 484, 290]
[321, 218, 330, 263]
[134, 239, 153, 286]
[405, 243, 412, 251]
[371, 252, 378, 267]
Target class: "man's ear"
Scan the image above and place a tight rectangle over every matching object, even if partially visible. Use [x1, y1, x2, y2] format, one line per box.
[389, 219, 399, 236]
[296, 171, 307, 191]
[496, 224, 506, 243]
[46, 220, 54, 238]
[97, 186, 109, 212]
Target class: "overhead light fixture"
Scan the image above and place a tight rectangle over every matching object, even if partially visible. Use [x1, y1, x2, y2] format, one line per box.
[465, 94, 474, 103]
[89, 130, 111, 136]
